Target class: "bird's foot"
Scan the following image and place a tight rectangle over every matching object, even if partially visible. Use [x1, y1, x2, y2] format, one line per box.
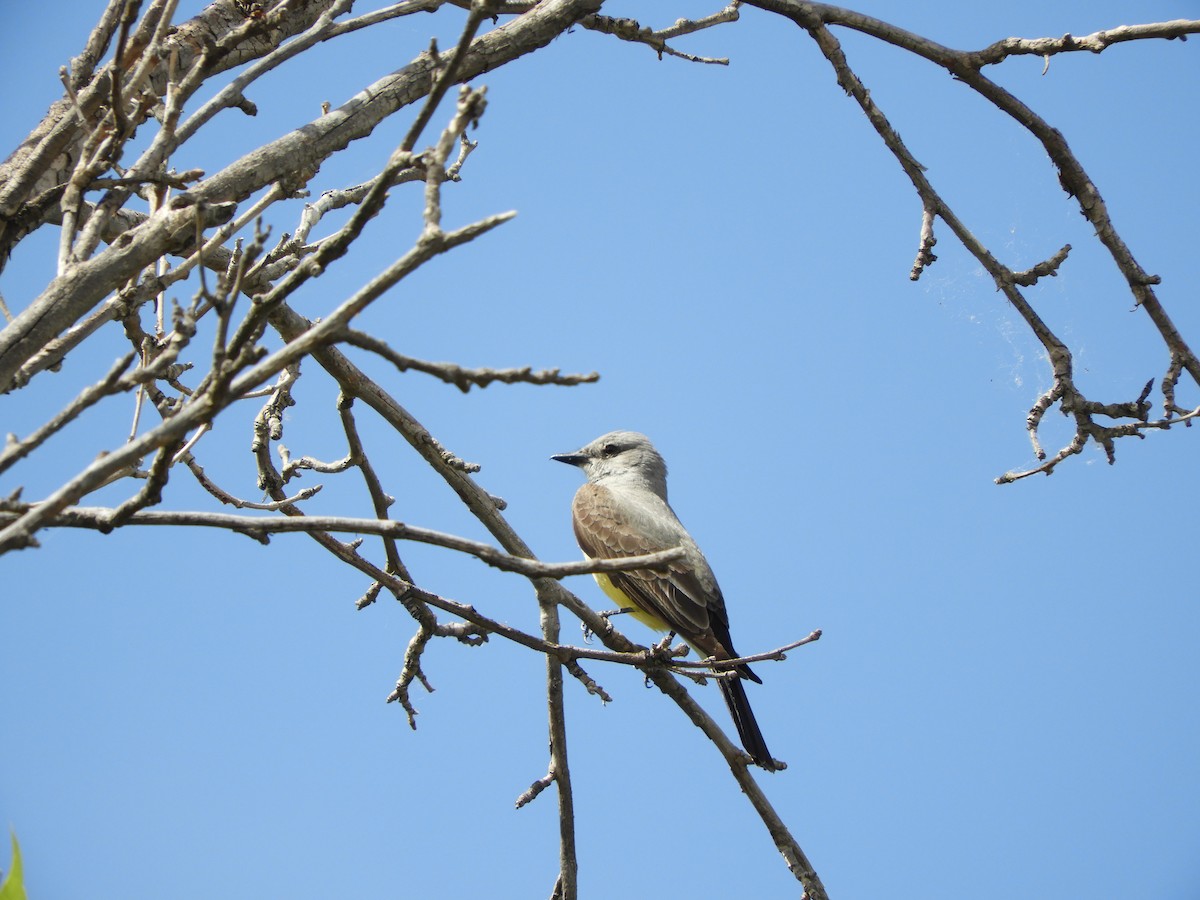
[581, 607, 635, 643]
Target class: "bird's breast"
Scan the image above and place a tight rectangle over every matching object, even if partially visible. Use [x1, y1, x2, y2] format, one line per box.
[592, 572, 671, 632]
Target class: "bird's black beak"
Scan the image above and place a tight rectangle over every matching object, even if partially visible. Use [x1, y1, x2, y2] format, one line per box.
[551, 452, 587, 467]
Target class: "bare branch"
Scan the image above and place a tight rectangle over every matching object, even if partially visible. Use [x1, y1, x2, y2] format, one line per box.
[340, 329, 600, 392]
[670, 630, 824, 672]
[0, 352, 135, 476]
[581, 3, 741, 65]
[1010, 244, 1071, 287]
[336, 395, 414, 582]
[908, 206, 937, 281]
[0, 503, 686, 577]
[10, 6, 1194, 896]
[583, 19, 726, 65]
[746, 0, 1199, 483]
[515, 772, 556, 809]
[0, 0, 604, 392]
[639, 666, 826, 899]
[388, 619, 438, 728]
[971, 19, 1200, 68]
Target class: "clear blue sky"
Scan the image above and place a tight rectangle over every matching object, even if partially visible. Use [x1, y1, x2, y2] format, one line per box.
[3, 2, 1199, 898]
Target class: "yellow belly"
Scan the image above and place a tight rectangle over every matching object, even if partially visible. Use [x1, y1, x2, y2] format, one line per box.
[593, 572, 670, 632]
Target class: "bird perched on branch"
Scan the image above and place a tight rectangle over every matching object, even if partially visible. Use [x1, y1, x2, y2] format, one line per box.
[552, 430, 779, 771]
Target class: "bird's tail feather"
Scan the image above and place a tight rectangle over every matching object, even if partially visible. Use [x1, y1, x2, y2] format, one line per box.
[718, 675, 780, 771]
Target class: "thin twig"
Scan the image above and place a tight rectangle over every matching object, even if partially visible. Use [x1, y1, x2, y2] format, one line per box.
[340, 329, 599, 392]
[582, 3, 741, 65]
[0, 503, 686, 576]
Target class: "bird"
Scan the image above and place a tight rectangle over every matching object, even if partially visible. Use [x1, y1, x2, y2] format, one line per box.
[552, 430, 779, 771]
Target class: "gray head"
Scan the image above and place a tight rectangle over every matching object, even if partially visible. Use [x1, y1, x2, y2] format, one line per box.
[551, 430, 669, 495]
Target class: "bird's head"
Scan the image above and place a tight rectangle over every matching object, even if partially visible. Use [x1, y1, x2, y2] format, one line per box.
[552, 430, 668, 493]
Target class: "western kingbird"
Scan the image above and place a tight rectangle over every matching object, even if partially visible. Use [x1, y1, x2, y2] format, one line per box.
[552, 430, 778, 771]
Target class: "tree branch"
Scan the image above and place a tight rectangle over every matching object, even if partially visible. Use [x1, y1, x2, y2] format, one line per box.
[746, 0, 1200, 480]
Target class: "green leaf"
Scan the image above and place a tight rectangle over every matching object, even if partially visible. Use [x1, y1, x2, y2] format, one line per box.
[0, 831, 26, 900]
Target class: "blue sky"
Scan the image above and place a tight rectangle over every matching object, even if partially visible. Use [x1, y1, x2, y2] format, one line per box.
[3, 2, 1200, 897]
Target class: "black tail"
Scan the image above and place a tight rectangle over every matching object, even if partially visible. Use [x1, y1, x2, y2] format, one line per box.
[718, 674, 781, 771]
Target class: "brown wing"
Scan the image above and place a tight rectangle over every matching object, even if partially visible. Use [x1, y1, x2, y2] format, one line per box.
[571, 482, 761, 683]
[571, 483, 718, 644]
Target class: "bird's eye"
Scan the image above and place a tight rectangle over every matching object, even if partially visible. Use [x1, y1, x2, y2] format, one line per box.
[601, 443, 619, 458]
